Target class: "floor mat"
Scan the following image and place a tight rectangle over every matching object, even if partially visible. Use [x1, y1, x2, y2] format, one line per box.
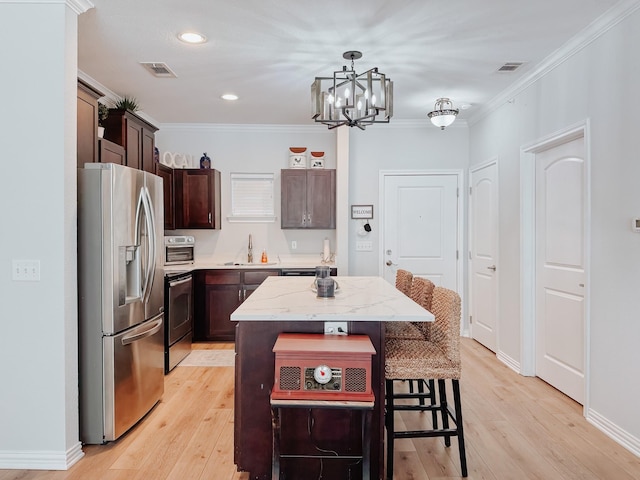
[177, 349, 235, 367]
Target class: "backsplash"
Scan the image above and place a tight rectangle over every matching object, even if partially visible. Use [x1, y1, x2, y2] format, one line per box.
[167, 227, 336, 265]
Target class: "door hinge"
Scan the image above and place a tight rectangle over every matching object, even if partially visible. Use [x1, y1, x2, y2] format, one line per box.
[469, 186, 472, 195]
[469, 251, 472, 260]
[457, 187, 459, 197]
[456, 250, 459, 260]
[469, 315, 473, 324]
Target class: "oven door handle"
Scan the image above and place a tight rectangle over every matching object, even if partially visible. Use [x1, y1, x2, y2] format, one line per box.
[169, 276, 192, 288]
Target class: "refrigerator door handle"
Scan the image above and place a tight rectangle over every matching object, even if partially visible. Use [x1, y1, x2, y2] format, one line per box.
[140, 186, 157, 305]
[121, 316, 163, 346]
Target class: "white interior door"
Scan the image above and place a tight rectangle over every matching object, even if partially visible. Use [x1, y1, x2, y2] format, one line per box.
[470, 162, 498, 351]
[535, 136, 586, 404]
[382, 174, 458, 291]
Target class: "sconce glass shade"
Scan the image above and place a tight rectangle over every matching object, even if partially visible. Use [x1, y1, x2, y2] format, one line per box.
[428, 98, 459, 130]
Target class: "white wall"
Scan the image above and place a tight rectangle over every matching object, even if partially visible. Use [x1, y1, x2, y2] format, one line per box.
[0, 1, 83, 469]
[469, 5, 640, 453]
[348, 123, 469, 276]
[157, 122, 469, 272]
[156, 125, 339, 263]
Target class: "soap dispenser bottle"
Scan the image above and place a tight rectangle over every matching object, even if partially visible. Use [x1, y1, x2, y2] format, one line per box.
[261, 249, 268, 263]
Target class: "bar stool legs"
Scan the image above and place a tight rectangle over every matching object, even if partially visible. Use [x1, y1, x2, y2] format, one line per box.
[385, 378, 468, 478]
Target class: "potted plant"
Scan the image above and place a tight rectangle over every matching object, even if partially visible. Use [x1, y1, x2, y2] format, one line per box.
[98, 102, 109, 138]
[114, 95, 140, 113]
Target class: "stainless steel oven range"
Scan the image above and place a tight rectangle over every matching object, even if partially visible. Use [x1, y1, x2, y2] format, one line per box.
[164, 270, 193, 373]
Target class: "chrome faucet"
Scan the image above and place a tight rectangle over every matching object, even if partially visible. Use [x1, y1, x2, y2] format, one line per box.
[248, 234, 253, 263]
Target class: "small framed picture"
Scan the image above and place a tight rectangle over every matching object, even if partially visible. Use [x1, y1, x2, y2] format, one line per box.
[351, 204, 373, 219]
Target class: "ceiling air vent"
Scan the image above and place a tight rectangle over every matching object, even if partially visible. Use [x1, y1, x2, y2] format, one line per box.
[140, 62, 177, 78]
[497, 62, 524, 73]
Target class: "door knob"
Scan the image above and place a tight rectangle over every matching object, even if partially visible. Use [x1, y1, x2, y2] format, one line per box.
[386, 260, 397, 266]
[487, 265, 496, 271]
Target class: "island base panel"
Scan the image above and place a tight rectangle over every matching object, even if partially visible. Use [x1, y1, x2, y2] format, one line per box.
[234, 320, 384, 480]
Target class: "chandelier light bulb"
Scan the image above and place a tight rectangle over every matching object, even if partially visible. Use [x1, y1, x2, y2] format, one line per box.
[335, 97, 342, 108]
[371, 94, 377, 106]
[327, 94, 334, 104]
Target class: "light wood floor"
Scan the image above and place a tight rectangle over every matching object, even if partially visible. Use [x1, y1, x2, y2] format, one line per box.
[2, 339, 639, 480]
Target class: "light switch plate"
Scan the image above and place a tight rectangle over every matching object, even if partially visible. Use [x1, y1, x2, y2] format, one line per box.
[12, 259, 41, 281]
[355, 241, 373, 251]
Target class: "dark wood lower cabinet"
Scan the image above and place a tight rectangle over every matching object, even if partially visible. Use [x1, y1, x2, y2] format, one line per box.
[194, 269, 280, 341]
[234, 320, 384, 480]
[203, 283, 242, 341]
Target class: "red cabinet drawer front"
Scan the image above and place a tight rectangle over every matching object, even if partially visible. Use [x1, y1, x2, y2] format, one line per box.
[244, 270, 280, 284]
[204, 271, 242, 285]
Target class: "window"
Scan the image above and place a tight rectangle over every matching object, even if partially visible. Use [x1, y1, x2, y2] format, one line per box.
[228, 172, 276, 222]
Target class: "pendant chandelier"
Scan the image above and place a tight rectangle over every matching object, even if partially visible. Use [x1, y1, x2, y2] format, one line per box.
[311, 51, 393, 130]
[427, 98, 459, 130]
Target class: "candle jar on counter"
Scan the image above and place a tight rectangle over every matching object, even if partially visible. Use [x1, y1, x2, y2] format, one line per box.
[316, 277, 335, 298]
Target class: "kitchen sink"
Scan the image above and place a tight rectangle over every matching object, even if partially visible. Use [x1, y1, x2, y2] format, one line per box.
[220, 262, 278, 266]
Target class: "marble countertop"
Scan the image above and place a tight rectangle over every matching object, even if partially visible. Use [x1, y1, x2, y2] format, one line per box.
[230, 276, 434, 322]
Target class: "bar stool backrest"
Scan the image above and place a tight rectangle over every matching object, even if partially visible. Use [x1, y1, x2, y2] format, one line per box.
[395, 269, 413, 296]
[430, 286, 462, 368]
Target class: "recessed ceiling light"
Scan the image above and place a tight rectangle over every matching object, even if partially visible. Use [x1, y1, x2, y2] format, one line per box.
[221, 94, 239, 101]
[178, 32, 207, 44]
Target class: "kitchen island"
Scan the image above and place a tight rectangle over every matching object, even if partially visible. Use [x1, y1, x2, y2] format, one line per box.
[232, 276, 433, 480]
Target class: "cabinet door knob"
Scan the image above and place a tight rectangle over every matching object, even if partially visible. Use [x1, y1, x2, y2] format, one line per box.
[238, 289, 242, 302]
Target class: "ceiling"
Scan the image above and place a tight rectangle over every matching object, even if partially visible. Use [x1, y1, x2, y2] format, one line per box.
[78, 0, 620, 126]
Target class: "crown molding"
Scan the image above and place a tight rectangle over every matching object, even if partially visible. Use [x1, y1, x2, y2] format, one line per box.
[0, 0, 94, 14]
[160, 119, 468, 133]
[467, 0, 640, 126]
[66, 0, 93, 14]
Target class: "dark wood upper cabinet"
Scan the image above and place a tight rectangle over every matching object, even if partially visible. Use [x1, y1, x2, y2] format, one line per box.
[77, 80, 103, 169]
[98, 139, 125, 166]
[156, 163, 175, 231]
[281, 169, 336, 229]
[174, 169, 222, 229]
[102, 109, 158, 173]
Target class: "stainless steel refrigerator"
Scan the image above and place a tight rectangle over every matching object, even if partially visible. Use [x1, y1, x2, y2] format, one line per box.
[78, 163, 165, 444]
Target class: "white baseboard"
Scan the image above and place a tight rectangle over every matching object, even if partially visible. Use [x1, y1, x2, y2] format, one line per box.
[587, 408, 640, 457]
[0, 442, 84, 470]
[497, 350, 521, 374]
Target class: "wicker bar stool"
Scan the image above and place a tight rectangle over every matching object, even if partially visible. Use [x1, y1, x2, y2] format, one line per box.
[395, 269, 413, 296]
[386, 270, 420, 340]
[384, 286, 467, 478]
[386, 277, 437, 419]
